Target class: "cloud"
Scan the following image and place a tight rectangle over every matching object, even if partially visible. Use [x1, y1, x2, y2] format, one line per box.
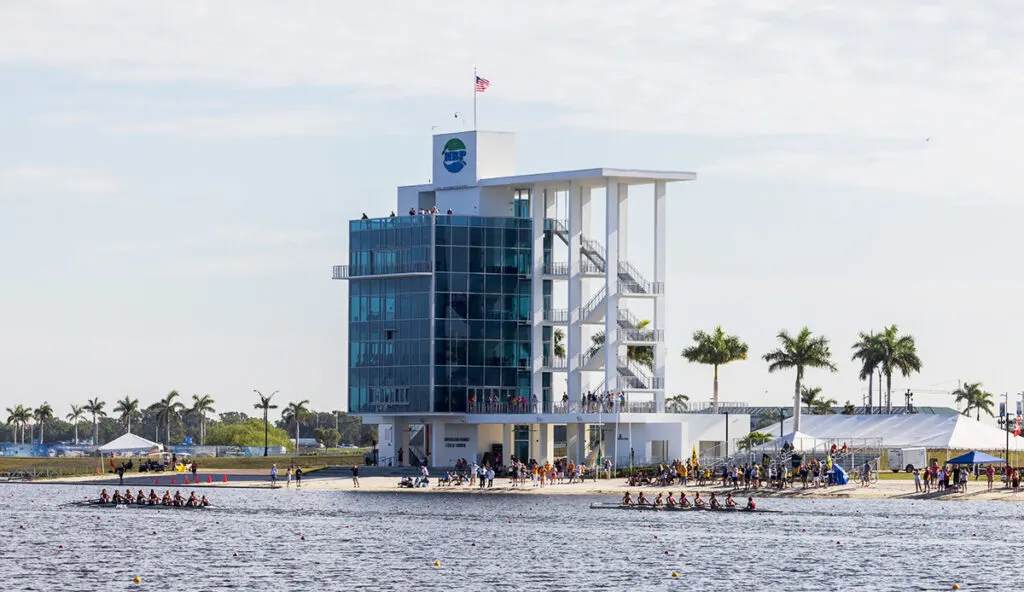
[0, 165, 120, 195]
[42, 109, 354, 138]
[3, 1, 1024, 198]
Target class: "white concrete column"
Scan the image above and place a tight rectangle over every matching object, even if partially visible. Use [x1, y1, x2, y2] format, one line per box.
[377, 419, 396, 467]
[531, 186, 546, 408]
[653, 180, 667, 412]
[501, 423, 513, 465]
[396, 418, 410, 467]
[604, 179, 621, 394]
[536, 423, 554, 463]
[429, 420, 446, 468]
[618, 184, 629, 261]
[567, 181, 583, 409]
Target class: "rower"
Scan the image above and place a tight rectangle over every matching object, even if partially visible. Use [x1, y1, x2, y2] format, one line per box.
[173, 491, 184, 506]
[111, 490, 123, 504]
[99, 489, 110, 504]
[200, 495, 211, 507]
[679, 492, 691, 508]
[137, 490, 147, 506]
[746, 496, 756, 511]
[666, 492, 677, 507]
[186, 492, 199, 507]
[123, 490, 135, 504]
[709, 493, 721, 509]
[148, 489, 159, 505]
[161, 491, 172, 506]
[637, 492, 651, 506]
[725, 493, 737, 508]
[654, 493, 664, 506]
[693, 492, 706, 508]
[622, 491, 634, 506]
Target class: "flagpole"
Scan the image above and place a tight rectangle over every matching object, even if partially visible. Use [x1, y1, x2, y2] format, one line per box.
[473, 67, 477, 130]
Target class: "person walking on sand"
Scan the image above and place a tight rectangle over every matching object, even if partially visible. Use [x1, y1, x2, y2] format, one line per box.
[270, 464, 278, 487]
[351, 464, 360, 488]
[286, 466, 292, 488]
[295, 467, 303, 487]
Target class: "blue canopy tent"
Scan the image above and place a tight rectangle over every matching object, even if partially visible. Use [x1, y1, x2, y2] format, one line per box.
[947, 451, 1006, 465]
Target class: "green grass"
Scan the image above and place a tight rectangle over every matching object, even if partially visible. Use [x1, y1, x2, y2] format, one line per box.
[0, 453, 367, 476]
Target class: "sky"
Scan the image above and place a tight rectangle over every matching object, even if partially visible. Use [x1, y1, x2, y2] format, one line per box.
[1, 1, 1023, 421]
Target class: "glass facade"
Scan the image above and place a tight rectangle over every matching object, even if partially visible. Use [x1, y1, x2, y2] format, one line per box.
[433, 215, 532, 412]
[348, 215, 533, 414]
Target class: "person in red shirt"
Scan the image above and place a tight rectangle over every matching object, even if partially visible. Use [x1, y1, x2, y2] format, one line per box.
[986, 464, 995, 490]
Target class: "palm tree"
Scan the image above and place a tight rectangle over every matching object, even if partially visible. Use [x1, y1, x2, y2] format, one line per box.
[282, 400, 311, 448]
[873, 325, 922, 413]
[666, 394, 690, 412]
[737, 431, 773, 452]
[952, 382, 995, 420]
[253, 390, 279, 457]
[852, 326, 922, 414]
[681, 326, 749, 414]
[6, 404, 32, 444]
[841, 401, 857, 415]
[191, 394, 216, 445]
[811, 397, 838, 415]
[553, 329, 566, 360]
[66, 404, 86, 444]
[33, 403, 54, 444]
[113, 396, 140, 434]
[800, 386, 823, 412]
[763, 327, 838, 432]
[149, 391, 185, 445]
[84, 398, 106, 445]
[590, 319, 654, 371]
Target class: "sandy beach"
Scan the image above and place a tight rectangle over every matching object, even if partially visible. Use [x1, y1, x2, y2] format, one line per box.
[40, 471, 1024, 502]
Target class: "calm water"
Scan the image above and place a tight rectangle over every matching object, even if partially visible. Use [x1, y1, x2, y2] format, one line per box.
[1, 484, 1020, 591]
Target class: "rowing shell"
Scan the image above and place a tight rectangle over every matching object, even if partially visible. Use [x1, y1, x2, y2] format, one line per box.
[589, 502, 781, 514]
[68, 500, 213, 510]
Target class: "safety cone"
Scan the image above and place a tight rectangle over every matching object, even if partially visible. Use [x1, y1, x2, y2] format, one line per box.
[154, 477, 159, 485]
[184, 477, 189, 485]
[94, 467, 100, 475]
[207, 474, 212, 483]
[222, 474, 228, 483]
[170, 476, 174, 485]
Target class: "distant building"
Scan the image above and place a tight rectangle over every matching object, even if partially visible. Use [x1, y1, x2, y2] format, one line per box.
[334, 130, 749, 468]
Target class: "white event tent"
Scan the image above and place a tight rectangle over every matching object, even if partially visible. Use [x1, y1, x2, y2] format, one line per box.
[760, 414, 1023, 450]
[97, 433, 163, 454]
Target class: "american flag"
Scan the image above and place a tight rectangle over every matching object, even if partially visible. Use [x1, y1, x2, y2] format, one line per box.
[475, 75, 490, 93]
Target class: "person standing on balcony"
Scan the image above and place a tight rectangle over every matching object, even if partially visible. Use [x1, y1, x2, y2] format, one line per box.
[397, 447, 403, 467]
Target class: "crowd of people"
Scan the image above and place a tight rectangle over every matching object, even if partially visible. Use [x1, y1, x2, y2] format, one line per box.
[98, 488, 211, 507]
[912, 462, 1023, 494]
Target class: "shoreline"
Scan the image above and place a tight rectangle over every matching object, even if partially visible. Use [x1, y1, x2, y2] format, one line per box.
[22, 472, 1024, 502]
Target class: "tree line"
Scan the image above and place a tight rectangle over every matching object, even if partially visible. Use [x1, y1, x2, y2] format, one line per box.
[4, 390, 376, 451]
[680, 323, 997, 422]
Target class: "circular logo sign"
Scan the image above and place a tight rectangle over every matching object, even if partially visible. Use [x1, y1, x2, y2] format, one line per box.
[441, 138, 468, 173]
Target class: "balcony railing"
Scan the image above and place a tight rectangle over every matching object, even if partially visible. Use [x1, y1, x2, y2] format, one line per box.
[543, 308, 569, 323]
[618, 328, 664, 343]
[542, 356, 568, 370]
[332, 265, 349, 279]
[342, 260, 433, 278]
[542, 262, 568, 276]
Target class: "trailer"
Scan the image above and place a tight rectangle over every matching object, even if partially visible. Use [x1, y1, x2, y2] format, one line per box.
[888, 447, 927, 472]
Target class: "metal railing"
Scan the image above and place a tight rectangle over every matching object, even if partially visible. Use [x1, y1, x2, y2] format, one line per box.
[543, 308, 569, 323]
[618, 328, 664, 343]
[580, 236, 606, 270]
[341, 260, 433, 278]
[542, 356, 568, 370]
[580, 286, 607, 322]
[581, 261, 603, 275]
[542, 262, 568, 276]
[332, 265, 349, 279]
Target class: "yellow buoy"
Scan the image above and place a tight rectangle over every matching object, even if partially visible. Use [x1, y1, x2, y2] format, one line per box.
[952, 585, 960, 590]
[433, 561, 440, 567]
[671, 572, 678, 578]
[133, 576, 141, 583]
